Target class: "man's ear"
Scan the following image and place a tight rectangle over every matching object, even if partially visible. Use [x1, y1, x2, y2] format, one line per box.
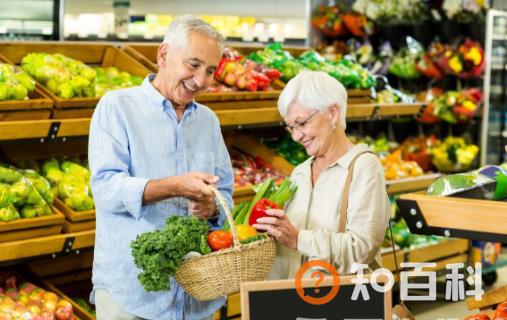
[157, 43, 168, 69]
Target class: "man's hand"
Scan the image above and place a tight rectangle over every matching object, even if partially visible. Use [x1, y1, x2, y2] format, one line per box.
[188, 198, 217, 219]
[176, 172, 219, 201]
[142, 172, 220, 210]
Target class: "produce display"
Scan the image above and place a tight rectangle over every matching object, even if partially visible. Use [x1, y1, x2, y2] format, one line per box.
[417, 87, 483, 124]
[41, 159, 94, 211]
[130, 178, 296, 292]
[0, 276, 75, 320]
[311, 3, 373, 37]
[21, 53, 142, 99]
[0, 165, 53, 222]
[73, 297, 95, 316]
[211, 48, 281, 92]
[264, 136, 309, 166]
[231, 149, 285, 188]
[431, 136, 479, 173]
[247, 43, 375, 88]
[385, 217, 441, 249]
[0, 63, 36, 101]
[428, 165, 507, 201]
[465, 301, 507, 320]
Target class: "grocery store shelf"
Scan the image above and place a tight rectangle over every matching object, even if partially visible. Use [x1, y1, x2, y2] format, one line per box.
[397, 193, 507, 242]
[348, 103, 425, 120]
[386, 174, 441, 194]
[0, 230, 94, 263]
[0, 118, 90, 141]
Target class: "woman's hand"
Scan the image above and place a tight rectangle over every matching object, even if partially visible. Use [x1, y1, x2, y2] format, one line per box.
[253, 209, 299, 250]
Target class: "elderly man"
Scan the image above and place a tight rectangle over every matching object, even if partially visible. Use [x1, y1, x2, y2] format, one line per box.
[88, 16, 233, 320]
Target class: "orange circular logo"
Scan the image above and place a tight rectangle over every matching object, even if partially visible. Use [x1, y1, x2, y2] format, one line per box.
[295, 260, 341, 305]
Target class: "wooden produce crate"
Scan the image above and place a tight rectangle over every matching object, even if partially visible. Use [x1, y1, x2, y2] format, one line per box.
[228, 134, 294, 202]
[0, 207, 65, 242]
[0, 54, 53, 120]
[0, 268, 86, 320]
[122, 43, 284, 106]
[0, 41, 151, 114]
[54, 198, 95, 233]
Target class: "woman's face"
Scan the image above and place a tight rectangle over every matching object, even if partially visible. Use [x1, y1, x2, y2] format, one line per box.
[284, 102, 338, 157]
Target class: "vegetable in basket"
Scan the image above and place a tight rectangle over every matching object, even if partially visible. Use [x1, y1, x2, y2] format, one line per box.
[130, 216, 211, 292]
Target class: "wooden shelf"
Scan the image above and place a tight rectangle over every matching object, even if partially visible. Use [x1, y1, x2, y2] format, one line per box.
[0, 118, 90, 141]
[397, 193, 507, 243]
[348, 103, 425, 120]
[386, 173, 441, 194]
[0, 230, 95, 263]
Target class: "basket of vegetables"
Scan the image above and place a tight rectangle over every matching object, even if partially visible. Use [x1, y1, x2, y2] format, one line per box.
[131, 178, 296, 301]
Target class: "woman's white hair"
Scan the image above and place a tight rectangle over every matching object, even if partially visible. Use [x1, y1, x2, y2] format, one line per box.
[163, 15, 224, 50]
[278, 71, 348, 129]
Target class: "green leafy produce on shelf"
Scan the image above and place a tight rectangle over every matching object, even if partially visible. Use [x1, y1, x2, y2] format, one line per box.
[21, 53, 142, 99]
[247, 43, 375, 88]
[130, 215, 211, 292]
[0, 63, 35, 101]
[265, 136, 309, 166]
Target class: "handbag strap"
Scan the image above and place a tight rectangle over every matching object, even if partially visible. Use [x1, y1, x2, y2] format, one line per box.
[338, 151, 373, 233]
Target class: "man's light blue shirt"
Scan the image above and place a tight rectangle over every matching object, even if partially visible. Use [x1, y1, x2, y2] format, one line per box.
[88, 75, 233, 320]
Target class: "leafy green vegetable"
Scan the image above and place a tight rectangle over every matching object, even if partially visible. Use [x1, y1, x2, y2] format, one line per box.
[130, 215, 211, 292]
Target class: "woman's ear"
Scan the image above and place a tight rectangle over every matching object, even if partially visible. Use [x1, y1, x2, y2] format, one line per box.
[328, 104, 341, 128]
[157, 43, 168, 69]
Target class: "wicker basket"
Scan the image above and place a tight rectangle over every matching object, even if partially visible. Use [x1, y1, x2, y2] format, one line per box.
[174, 187, 277, 301]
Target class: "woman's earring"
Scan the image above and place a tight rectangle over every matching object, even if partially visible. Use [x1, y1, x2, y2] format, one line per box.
[332, 123, 337, 130]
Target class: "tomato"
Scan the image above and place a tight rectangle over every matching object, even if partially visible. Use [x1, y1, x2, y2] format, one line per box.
[494, 302, 507, 320]
[465, 313, 491, 320]
[208, 230, 233, 251]
[236, 224, 257, 241]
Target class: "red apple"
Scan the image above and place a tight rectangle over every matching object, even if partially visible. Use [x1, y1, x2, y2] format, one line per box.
[4, 288, 18, 300]
[465, 313, 491, 320]
[54, 300, 73, 320]
[494, 302, 507, 320]
[40, 309, 56, 320]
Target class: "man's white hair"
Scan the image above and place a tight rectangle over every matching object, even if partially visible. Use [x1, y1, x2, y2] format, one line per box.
[278, 71, 348, 129]
[163, 15, 224, 50]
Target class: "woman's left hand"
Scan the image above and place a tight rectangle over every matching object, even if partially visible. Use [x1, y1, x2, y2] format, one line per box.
[253, 209, 299, 250]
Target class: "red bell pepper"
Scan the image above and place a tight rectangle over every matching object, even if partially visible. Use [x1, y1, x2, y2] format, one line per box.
[249, 198, 280, 226]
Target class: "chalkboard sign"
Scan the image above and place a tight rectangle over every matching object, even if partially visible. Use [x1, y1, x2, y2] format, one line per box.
[241, 274, 391, 320]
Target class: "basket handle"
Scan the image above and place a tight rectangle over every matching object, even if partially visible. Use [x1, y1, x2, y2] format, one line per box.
[208, 186, 241, 247]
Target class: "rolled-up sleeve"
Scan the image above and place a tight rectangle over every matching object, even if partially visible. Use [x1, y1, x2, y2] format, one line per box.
[88, 96, 149, 219]
[297, 156, 390, 273]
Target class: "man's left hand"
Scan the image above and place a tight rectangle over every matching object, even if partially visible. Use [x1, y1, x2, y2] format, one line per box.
[188, 196, 216, 219]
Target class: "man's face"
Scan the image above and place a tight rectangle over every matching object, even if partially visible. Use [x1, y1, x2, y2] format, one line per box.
[157, 31, 221, 107]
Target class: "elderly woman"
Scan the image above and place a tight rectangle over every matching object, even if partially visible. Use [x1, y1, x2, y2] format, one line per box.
[253, 71, 390, 278]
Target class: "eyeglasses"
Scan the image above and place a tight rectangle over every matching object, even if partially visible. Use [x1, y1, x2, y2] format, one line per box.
[285, 111, 319, 134]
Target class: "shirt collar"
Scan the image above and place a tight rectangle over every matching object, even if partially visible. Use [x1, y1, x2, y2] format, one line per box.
[141, 74, 198, 114]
